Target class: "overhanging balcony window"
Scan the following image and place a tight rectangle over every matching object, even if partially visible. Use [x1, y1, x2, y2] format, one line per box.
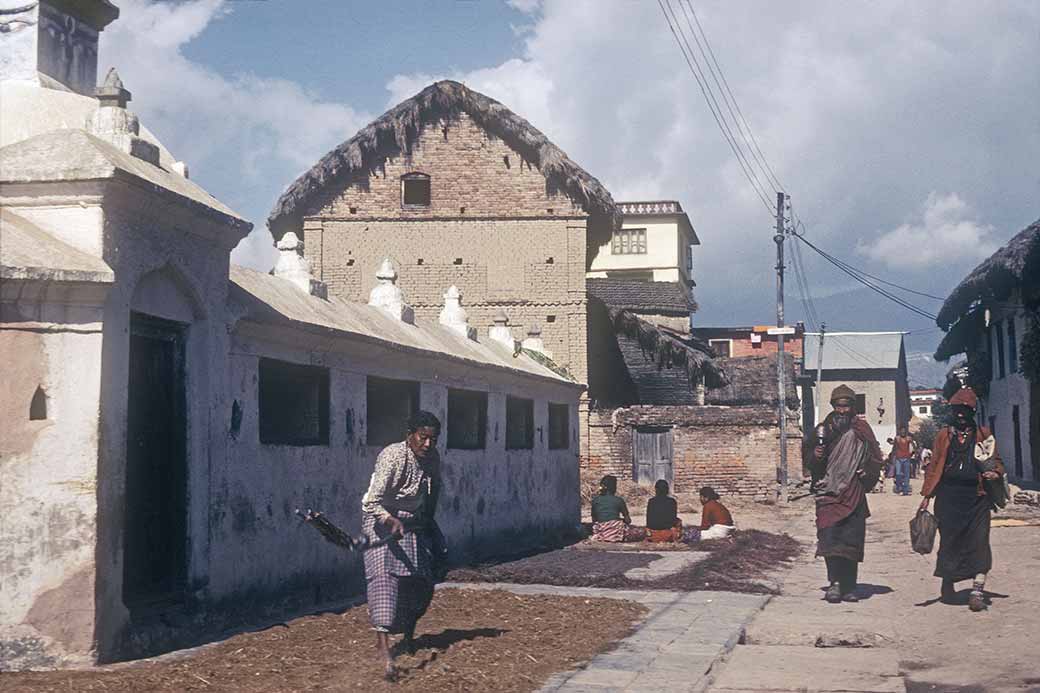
[611, 228, 647, 255]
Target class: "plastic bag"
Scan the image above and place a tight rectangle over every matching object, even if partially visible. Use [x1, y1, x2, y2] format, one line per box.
[909, 509, 938, 555]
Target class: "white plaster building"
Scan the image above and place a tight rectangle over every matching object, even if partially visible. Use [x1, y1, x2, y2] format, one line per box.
[1, 0, 582, 669]
[910, 388, 942, 419]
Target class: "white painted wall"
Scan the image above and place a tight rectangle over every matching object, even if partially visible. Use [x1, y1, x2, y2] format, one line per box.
[587, 217, 692, 283]
[984, 298, 1034, 482]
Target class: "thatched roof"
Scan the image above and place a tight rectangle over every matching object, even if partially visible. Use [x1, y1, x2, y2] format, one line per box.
[934, 305, 985, 361]
[610, 309, 728, 390]
[937, 218, 1040, 329]
[706, 354, 799, 409]
[267, 80, 619, 238]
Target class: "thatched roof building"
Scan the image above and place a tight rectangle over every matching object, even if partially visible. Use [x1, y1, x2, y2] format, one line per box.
[937, 218, 1040, 331]
[267, 80, 619, 240]
[706, 353, 799, 409]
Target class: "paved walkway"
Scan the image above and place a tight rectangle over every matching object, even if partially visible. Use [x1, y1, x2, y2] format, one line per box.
[441, 581, 768, 693]
[704, 492, 1040, 693]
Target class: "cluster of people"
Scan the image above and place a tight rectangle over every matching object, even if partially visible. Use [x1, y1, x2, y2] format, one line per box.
[807, 384, 1003, 612]
[589, 475, 735, 544]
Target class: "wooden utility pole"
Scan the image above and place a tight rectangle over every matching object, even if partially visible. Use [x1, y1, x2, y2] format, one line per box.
[774, 192, 788, 503]
[814, 323, 826, 426]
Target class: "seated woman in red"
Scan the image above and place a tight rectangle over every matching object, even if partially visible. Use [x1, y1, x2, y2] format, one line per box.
[696, 486, 735, 540]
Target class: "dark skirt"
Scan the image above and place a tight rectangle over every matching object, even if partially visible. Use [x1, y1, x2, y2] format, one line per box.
[816, 496, 868, 562]
[934, 482, 992, 581]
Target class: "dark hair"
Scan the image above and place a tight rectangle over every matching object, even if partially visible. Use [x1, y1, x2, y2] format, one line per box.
[699, 486, 720, 501]
[599, 474, 618, 495]
[654, 479, 670, 496]
[407, 410, 442, 434]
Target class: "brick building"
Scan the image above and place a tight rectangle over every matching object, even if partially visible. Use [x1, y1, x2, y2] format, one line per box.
[692, 323, 805, 359]
[268, 81, 619, 386]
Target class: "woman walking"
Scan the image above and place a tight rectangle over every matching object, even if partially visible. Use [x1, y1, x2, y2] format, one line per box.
[918, 387, 1003, 612]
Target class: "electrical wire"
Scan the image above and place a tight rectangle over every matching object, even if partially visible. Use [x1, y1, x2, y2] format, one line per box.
[657, 0, 776, 215]
[682, 0, 785, 194]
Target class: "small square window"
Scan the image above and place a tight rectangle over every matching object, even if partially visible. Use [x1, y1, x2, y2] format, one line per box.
[259, 358, 330, 446]
[548, 402, 569, 450]
[367, 376, 420, 446]
[612, 228, 647, 255]
[708, 339, 732, 358]
[448, 388, 487, 450]
[402, 174, 431, 207]
[506, 396, 534, 450]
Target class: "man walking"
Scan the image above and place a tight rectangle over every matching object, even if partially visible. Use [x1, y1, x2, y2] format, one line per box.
[888, 425, 917, 495]
[361, 410, 446, 680]
[804, 385, 884, 603]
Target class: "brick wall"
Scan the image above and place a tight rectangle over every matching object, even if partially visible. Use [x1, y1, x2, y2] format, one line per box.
[297, 112, 591, 383]
[583, 406, 803, 502]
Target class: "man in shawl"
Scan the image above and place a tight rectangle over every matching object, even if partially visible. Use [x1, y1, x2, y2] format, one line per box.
[361, 410, 447, 679]
[918, 387, 1003, 612]
[804, 385, 884, 603]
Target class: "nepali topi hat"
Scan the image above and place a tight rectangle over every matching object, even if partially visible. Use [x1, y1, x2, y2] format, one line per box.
[830, 384, 856, 405]
[949, 387, 978, 410]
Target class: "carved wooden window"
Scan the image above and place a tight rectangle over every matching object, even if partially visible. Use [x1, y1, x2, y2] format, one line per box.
[402, 173, 431, 207]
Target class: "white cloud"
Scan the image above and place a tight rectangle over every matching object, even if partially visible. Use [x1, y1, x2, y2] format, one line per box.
[856, 193, 999, 269]
[386, 0, 1040, 326]
[99, 0, 371, 271]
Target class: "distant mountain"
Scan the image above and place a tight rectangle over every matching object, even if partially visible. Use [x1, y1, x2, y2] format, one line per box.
[905, 351, 951, 389]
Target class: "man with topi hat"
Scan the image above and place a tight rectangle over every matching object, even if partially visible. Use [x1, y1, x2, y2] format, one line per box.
[918, 387, 1003, 611]
[804, 384, 884, 603]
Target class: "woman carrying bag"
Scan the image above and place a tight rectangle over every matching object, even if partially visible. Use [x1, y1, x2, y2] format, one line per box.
[918, 387, 1004, 612]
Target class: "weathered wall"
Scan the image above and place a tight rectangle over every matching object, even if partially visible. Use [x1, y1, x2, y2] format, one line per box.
[984, 299, 1036, 482]
[584, 407, 803, 502]
[212, 322, 581, 606]
[815, 374, 899, 447]
[0, 288, 108, 669]
[298, 112, 590, 385]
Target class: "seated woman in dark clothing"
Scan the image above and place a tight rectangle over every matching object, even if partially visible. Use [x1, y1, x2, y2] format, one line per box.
[590, 475, 634, 542]
[645, 480, 682, 542]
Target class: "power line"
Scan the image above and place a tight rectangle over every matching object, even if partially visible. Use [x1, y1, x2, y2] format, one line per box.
[790, 230, 939, 321]
[657, 0, 775, 215]
[682, 0, 785, 194]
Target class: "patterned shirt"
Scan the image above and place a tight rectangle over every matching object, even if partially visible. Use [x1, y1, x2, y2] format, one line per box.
[361, 441, 440, 523]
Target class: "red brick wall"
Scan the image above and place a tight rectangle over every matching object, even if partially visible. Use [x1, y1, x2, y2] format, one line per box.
[583, 406, 803, 502]
[704, 333, 804, 359]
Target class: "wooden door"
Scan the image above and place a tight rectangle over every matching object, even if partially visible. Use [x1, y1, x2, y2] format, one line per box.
[123, 313, 188, 607]
[633, 427, 673, 486]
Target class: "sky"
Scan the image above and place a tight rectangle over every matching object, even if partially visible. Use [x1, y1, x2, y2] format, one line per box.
[98, 0, 1040, 381]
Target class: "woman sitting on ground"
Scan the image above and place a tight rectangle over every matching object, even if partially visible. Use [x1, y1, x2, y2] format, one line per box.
[696, 486, 735, 540]
[590, 475, 634, 542]
[645, 480, 683, 542]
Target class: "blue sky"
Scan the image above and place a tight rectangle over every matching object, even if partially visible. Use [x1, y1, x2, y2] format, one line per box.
[99, 1, 1040, 371]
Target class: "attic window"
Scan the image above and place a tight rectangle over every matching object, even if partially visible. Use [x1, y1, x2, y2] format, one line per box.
[30, 386, 47, 420]
[402, 173, 431, 207]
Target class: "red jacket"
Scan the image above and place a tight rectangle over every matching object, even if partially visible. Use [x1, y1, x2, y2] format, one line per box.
[920, 426, 1003, 498]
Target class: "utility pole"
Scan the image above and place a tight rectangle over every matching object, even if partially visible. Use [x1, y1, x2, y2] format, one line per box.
[814, 324, 826, 426]
[774, 192, 788, 504]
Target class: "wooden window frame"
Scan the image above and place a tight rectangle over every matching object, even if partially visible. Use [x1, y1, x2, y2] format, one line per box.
[611, 227, 647, 255]
[401, 172, 431, 208]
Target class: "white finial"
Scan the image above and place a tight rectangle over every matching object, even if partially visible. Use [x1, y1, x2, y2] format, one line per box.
[86, 71, 160, 165]
[368, 258, 414, 323]
[522, 323, 552, 358]
[273, 232, 328, 298]
[489, 308, 514, 348]
[439, 285, 475, 339]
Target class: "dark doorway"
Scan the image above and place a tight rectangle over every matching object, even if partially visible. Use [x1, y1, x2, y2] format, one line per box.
[633, 427, 673, 487]
[123, 312, 188, 609]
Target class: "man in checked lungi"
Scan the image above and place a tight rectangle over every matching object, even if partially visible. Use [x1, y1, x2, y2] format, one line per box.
[361, 410, 447, 680]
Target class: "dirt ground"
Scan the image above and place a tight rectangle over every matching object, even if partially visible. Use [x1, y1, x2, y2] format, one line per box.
[449, 529, 801, 594]
[0, 589, 646, 693]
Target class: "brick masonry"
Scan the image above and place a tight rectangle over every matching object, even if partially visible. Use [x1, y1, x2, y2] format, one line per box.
[294, 112, 592, 384]
[583, 407, 804, 502]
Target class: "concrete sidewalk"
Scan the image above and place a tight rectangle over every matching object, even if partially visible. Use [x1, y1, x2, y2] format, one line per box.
[441, 581, 768, 693]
